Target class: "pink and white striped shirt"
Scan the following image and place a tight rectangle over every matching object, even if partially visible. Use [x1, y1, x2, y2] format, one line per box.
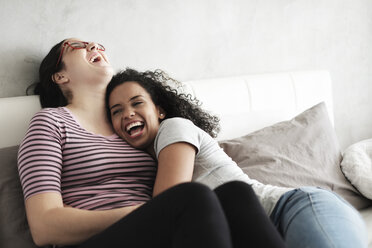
[17, 107, 156, 210]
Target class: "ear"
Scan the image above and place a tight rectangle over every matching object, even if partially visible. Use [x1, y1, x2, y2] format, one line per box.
[157, 106, 166, 120]
[52, 71, 69, 85]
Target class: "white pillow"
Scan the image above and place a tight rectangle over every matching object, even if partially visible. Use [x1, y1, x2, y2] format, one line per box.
[341, 139, 372, 200]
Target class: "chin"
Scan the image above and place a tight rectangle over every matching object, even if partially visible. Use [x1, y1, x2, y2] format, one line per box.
[128, 140, 147, 150]
[99, 68, 114, 82]
[103, 66, 114, 76]
[132, 143, 146, 149]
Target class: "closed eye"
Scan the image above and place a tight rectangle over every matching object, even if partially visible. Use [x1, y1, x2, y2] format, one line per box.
[111, 108, 122, 116]
[132, 101, 143, 107]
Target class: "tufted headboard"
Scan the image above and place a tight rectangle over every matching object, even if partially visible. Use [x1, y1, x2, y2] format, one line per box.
[183, 70, 333, 141]
[0, 70, 333, 148]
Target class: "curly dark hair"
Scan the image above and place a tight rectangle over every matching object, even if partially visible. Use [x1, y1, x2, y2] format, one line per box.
[105, 68, 220, 138]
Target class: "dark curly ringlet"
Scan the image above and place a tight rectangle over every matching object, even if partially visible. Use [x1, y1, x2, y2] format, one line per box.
[105, 68, 220, 138]
[27, 39, 69, 108]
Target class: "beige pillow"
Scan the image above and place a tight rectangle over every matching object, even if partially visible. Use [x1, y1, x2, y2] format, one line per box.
[0, 146, 41, 248]
[219, 102, 371, 210]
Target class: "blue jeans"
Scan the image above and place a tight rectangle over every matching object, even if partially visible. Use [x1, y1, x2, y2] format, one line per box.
[270, 187, 368, 248]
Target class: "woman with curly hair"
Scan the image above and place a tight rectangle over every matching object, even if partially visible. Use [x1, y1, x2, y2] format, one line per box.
[106, 68, 289, 247]
[106, 68, 368, 248]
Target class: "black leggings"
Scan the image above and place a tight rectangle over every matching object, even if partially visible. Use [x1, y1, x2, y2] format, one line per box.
[75, 181, 286, 248]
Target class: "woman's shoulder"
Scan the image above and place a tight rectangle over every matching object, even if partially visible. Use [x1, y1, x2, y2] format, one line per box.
[32, 107, 69, 121]
[161, 117, 194, 128]
[154, 117, 208, 157]
[159, 117, 201, 135]
[27, 107, 77, 131]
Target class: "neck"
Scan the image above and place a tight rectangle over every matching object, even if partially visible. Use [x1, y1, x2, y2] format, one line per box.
[146, 144, 157, 160]
[67, 86, 113, 136]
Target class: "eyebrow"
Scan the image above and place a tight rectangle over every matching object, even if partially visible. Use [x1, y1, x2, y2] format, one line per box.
[109, 104, 120, 110]
[109, 95, 143, 110]
[130, 95, 143, 101]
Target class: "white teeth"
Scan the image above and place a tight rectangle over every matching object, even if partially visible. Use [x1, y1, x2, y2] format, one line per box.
[126, 121, 143, 132]
[90, 54, 100, 62]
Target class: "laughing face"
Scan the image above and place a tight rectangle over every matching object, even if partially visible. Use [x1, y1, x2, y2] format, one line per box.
[59, 38, 113, 85]
[109, 81, 165, 151]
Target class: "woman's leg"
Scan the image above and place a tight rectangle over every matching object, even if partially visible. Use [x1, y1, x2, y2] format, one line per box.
[214, 181, 287, 248]
[78, 182, 233, 248]
[270, 186, 368, 248]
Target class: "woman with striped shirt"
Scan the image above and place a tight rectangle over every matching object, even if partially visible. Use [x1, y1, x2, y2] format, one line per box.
[18, 38, 286, 248]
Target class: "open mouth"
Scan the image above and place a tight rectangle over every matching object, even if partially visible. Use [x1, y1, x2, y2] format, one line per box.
[89, 54, 102, 63]
[125, 121, 145, 137]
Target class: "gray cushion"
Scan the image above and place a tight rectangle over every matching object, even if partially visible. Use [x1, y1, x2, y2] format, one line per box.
[219, 102, 372, 210]
[0, 146, 40, 248]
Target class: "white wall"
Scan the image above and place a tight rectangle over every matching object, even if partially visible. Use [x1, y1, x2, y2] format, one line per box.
[0, 0, 371, 149]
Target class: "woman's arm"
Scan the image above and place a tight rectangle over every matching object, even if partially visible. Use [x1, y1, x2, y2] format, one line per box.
[152, 142, 197, 197]
[19, 110, 142, 246]
[26, 192, 141, 246]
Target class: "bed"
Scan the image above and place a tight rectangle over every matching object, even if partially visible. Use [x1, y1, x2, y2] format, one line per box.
[1, 70, 371, 247]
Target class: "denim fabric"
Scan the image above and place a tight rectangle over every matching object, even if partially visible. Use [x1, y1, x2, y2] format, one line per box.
[270, 187, 368, 248]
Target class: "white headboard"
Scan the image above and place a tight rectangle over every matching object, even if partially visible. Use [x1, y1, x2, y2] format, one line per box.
[0, 95, 40, 148]
[0, 70, 333, 148]
[184, 70, 333, 140]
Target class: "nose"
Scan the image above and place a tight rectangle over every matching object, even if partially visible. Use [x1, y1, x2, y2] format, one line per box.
[122, 108, 135, 120]
[87, 42, 99, 51]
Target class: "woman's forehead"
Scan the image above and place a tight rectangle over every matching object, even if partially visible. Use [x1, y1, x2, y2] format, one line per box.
[65, 37, 82, 42]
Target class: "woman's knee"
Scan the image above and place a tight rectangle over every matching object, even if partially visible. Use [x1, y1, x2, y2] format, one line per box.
[297, 186, 353, 208]
[214, 181, 263, 214]
[281, 186, 366, 231]
[280, 187, 368, 247]
[272, 187, 348, 225]
[168, 182, 228, 219]
[171, 182, 212, 196]
[215, 181, 255, 197]
[165, 182, 217, 205]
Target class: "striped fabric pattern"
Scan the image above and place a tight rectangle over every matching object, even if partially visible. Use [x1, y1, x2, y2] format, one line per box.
[17, 107, 156, 210]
